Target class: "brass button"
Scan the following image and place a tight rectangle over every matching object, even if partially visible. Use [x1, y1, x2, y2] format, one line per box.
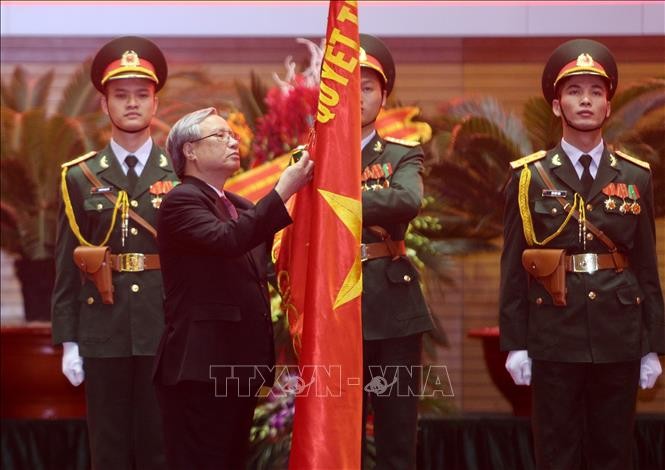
[536, 297, 543, 305]
[403, 275, 412, 283]
[130, 227, 139, 236]
[130, 200, 139, 208]
[87, 297, 94, 305]
[636, 297, 641, 305]
[131, 284, 140, 293]
[586, 233, 594, 241]
[588, 291, 597, 300]
[96, 203, 103, 211]
[550, 207, 558, 215]
[586, 203, 593, 211]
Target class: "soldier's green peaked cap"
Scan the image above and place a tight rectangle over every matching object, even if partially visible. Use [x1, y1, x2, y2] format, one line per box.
[542, 39, 617, 104]
[359, 33, 396, 96]
[91, 36, 168, 93]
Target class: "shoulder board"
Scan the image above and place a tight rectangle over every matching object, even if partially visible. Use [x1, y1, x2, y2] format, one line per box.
[509, 150, 547, 170]
[384, 136, 419, 147]
[61, 151, 97, 168]
[614, 150, 650, 170]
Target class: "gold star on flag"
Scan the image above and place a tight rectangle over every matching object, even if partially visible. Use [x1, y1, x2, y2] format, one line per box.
[318, 189, 362, 310]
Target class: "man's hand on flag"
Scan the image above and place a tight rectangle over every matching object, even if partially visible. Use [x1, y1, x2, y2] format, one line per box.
[275, 151, 314, 202]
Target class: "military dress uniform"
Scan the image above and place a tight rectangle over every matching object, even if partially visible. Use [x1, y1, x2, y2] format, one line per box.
[499, 39, 665, 470]
[361, 133, 434, 470]
[358, 34, 434, 470]
[361, 134, 433, 341]
[51, 36, 175, 470]
[52, 145, 177, 357]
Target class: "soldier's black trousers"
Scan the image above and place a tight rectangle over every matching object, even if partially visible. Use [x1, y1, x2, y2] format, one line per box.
[83, 355, 166, 470]
[362, 333, 423, 470]
[531, 359, 641, 470]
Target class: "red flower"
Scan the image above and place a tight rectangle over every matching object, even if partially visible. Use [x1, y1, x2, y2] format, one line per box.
[252, 75, 319, 165]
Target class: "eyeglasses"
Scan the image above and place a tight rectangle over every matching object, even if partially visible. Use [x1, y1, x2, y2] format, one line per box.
[191, 129, 239, 144]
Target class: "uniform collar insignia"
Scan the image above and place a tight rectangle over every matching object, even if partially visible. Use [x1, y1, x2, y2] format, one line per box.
[551, 153, 562, 166]
[159, 154, 168, 168]
[373, 140, 383, 153]
[609, 154, 617, 167]
[100, 155, 110, 168]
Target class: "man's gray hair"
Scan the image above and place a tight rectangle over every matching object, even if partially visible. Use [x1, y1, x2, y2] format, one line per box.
[166, 107, 218, 179]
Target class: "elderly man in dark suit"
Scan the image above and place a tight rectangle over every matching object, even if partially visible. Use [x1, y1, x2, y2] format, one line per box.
[152, 107, 313, 469]
[500, 39, 664, 470]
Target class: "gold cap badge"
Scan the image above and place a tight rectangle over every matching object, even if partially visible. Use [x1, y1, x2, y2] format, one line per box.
[120, 50, 141, 67]
[576, 53, 594, 67]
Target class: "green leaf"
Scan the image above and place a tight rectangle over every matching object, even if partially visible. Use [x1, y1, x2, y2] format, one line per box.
[522, 96, 561, 150]
[445, 97, 532, 155]
[30, 69, 54, 109]
[605, 83, 665, 143]
[57, 60, 99, 117]
[608, 77, 665, 117]
[1, 67, 28, 111]
[234, 79, 264, 130]
[250, 71, 269, 115]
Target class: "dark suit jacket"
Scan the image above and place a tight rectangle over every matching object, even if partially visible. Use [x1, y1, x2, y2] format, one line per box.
[361, 135, 434, 341]
[500, 144, 665, 362]
[52, 142, 177, 357]
[153, 176, 291, 387]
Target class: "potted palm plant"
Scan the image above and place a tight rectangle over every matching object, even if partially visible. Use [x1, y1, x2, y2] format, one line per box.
[0, 63, 103, 321]
[0, 63, 105, 420]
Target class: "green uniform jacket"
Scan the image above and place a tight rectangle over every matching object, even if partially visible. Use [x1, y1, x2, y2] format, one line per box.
[361, 134, 434, 340]
[500, 144, 665, 362]
[51, 142, 178, 358]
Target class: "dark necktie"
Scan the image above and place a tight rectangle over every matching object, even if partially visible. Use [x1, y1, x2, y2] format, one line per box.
[218, 191, 238, 220]
[125, 155, 139, 194]
[579, 154, 594, 197]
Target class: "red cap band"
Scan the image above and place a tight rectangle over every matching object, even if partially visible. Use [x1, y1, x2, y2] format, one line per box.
[102, 50, 159, 86]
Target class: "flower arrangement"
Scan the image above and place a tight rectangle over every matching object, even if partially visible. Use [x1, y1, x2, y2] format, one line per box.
[249, 38, 323, 165]
[251, 79, 319, 165]
[247, 371, 297, 469]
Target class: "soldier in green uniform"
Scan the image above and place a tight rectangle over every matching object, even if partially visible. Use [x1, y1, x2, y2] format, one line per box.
[51, 36, 176, 469]
[358, 34, 434, 470]
[500, 39, 664, 470]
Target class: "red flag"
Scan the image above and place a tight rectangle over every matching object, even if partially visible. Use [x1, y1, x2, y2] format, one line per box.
[275, 1, 363, 468]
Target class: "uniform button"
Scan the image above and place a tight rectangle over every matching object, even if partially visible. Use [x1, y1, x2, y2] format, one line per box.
[131, 284, 140, 293]
[87, 297, 94, 305]
[586, 233, 594, 241]
[130, 227, 139, 236]
[96, 203, 103, 211]
[586, 203, 593, 211]
[403, 275, 412, 283]
[588, 291, 597, 300]
[636, 297, 641, 304]
[550, 207, 558, 215]
[130, 200, 139, 208]
[536, 297, 543, 305]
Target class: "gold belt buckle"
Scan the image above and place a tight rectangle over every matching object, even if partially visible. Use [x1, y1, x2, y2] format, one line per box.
[118, 253, 145, 272]
[572, 253, 598, 273]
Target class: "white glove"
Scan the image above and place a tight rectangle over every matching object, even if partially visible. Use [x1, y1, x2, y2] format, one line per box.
[639, 352, 662, 390]
[62, 341, 85, 386]
[505, 350, 532, 386]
